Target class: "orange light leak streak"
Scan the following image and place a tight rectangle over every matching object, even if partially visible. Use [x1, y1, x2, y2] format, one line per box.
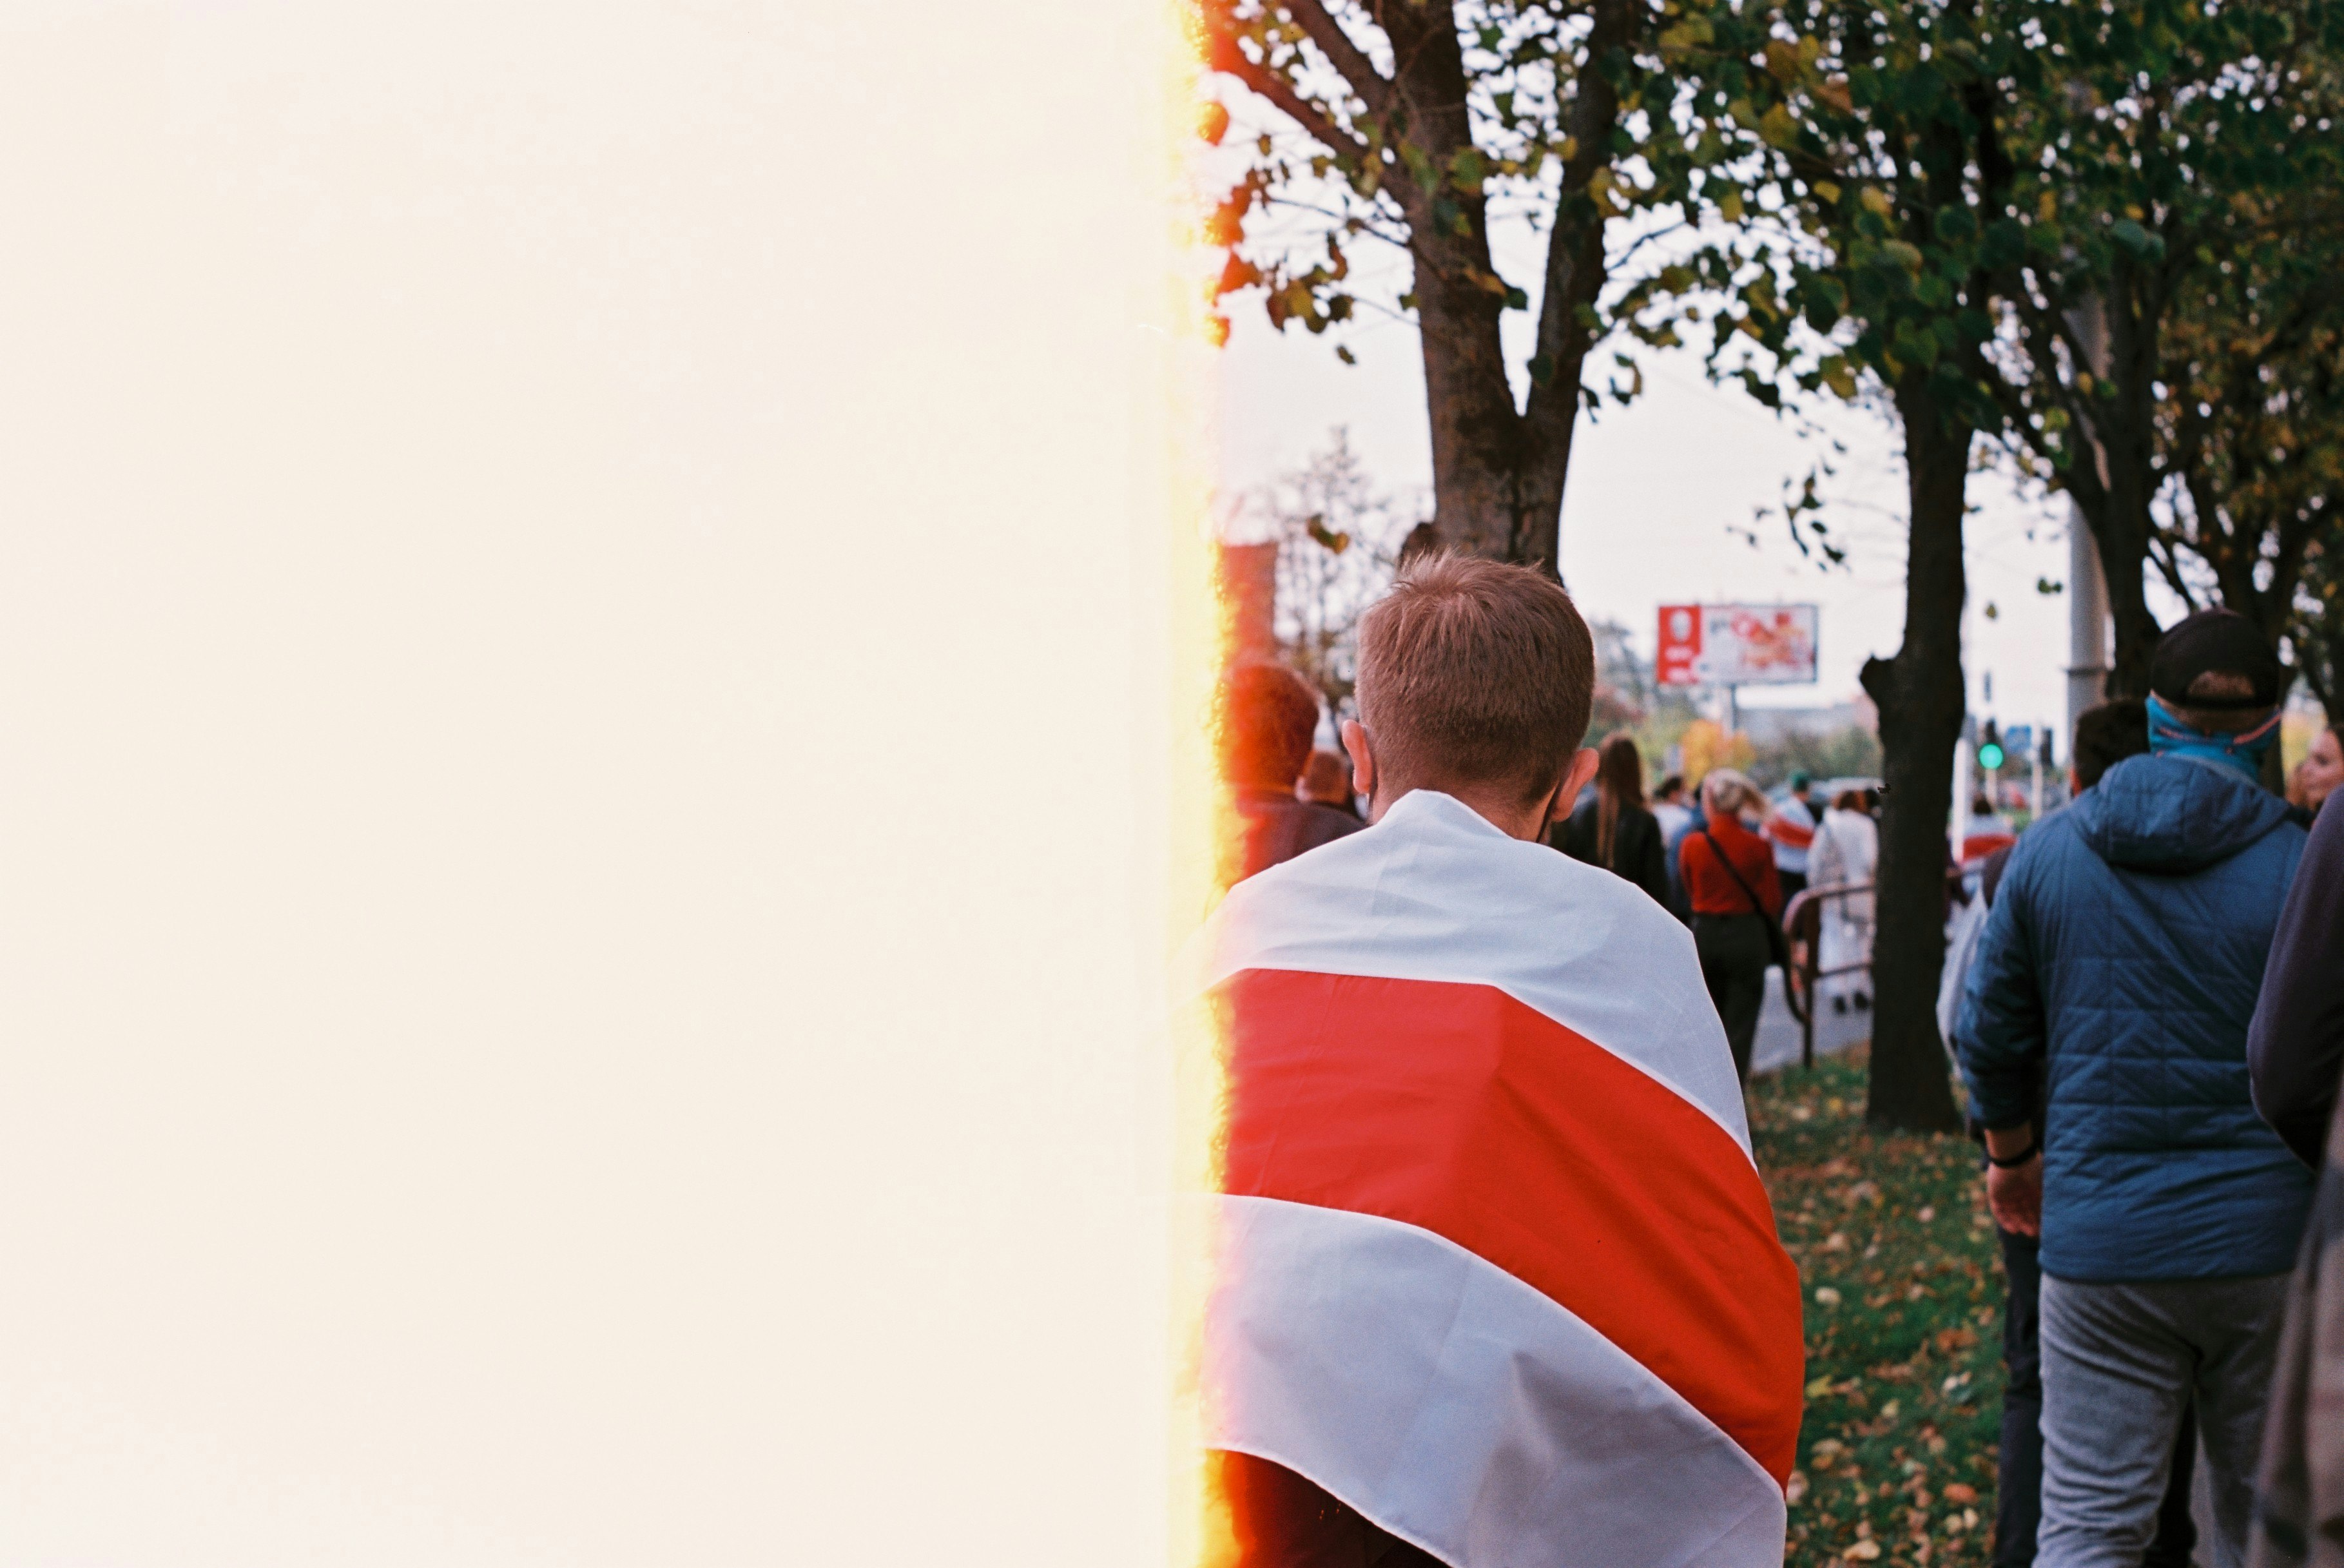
[1163, 5, 1243, 1564]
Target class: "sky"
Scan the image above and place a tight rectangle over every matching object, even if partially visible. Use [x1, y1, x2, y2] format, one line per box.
[1199, 79, 2111, 743]
[1218, 304, 2086, 737]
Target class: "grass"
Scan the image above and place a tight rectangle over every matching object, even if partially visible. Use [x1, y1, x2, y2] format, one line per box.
[1749, 1049, 2010, 1567]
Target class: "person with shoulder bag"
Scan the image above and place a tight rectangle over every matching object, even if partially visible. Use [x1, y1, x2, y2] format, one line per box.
[1676, 769, 1785, 1080]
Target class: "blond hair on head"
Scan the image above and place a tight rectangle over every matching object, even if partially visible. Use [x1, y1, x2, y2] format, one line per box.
[1700, 768, 1763, 819]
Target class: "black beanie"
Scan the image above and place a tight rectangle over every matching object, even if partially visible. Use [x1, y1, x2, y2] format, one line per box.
[2147, 609, 2282, 711]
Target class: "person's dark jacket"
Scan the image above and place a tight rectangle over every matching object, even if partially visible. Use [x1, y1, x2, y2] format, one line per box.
[2249, 792, 2344, 1168]
[1957, 753, 2313, 1282]
[1233, 789, 1361, 882]
[1553, 795, 1671, 907]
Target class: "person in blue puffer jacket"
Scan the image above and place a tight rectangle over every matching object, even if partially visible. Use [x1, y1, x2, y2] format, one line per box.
[1958, 609, 2312, 1568]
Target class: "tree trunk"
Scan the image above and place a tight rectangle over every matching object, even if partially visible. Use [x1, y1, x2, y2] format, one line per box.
[2080, 264, 2167, 697]
[1393, 0, 1636, 578]
[1859, 376, 1970, 1134]
[1411, 258, 1529, 560]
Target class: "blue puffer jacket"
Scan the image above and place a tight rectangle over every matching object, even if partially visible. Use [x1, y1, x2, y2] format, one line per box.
[1957, 753, 2312, 1282]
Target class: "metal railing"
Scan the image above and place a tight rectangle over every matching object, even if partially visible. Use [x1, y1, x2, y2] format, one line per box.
[1777, 867, 1969, 1069]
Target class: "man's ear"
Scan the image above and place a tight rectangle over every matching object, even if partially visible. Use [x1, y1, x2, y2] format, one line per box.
[1550, 746, 1602, 822]
[1341, 720, 1378, 806]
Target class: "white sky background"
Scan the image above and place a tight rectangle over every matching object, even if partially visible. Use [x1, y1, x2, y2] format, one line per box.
[1206, 70, 2136, 741]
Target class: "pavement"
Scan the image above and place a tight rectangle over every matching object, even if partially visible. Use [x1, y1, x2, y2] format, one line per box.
[1750, 965, 1872, 1077]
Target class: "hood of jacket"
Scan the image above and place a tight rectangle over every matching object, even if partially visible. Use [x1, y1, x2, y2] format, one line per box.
[2072, 753, 2293, 874]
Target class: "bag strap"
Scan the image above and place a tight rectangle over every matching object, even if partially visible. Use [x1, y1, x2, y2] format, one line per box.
[1697, 825, 1772, 916]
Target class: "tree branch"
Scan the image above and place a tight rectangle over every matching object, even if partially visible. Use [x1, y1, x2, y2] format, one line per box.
[1208, 23, 1371, 157]
[1521, 0, 1636, 434]
[1286, 0, 1393, 115]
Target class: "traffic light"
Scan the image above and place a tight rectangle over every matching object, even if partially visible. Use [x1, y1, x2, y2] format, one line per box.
[1978, 719, 2006, 771]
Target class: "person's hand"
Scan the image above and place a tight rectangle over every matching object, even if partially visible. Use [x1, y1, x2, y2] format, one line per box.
[1986, 1155, 2042, 1237]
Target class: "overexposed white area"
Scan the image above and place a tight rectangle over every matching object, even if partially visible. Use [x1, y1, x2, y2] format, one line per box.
[0, 3, 1171, 1563]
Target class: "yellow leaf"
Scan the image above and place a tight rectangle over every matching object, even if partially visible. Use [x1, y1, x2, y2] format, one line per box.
[1860, 187, 1894, 217]
[1814, 180, 1842, 204]
[1765, 40, 1800, 80]
[2039, 189, 2058, 221]
[1806, 1375, 1838, 1397]
[1760, 102, 1799, 147]
[1721, 188, 1746, 223]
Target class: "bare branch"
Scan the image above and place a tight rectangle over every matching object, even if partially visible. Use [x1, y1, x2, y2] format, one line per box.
[1261, 193, 1412, 249]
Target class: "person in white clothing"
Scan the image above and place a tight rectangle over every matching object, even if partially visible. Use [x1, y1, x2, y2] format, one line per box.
[1806, 787, 1878, 1014]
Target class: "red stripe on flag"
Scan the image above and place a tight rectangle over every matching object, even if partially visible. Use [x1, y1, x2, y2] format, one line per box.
[1767, 818, 1816, 849]
[1217, 967, 1805, 1483]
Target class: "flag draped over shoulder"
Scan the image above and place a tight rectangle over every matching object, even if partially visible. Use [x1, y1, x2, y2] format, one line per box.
[1195, 789, 1805, 1568]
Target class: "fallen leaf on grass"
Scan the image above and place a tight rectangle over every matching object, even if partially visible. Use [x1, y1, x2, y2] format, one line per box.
[1941, 1482, 1977, 1504]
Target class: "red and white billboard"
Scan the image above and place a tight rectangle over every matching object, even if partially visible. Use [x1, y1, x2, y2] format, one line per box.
[1656, 604, 1819, 687]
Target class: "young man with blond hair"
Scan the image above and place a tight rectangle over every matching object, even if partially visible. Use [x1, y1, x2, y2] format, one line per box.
[1193, 555, 1803, 1567]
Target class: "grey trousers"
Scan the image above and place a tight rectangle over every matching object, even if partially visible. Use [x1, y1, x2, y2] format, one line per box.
[2038, 1272, 2292, 1568]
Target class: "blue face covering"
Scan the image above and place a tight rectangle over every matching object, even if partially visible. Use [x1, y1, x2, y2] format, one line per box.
[2145, 693, 2280, 782]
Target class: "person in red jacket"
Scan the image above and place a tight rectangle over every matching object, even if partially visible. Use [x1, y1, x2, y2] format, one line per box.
[1678, 768, 1783, 1079]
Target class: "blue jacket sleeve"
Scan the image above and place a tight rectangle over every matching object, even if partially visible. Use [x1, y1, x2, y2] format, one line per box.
[1957, 867, 2046, 1132]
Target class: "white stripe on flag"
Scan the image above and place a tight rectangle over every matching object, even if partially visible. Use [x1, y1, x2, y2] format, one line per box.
[1201, 789, 1752, 1152]
[1203, 1194, 1787, 1568]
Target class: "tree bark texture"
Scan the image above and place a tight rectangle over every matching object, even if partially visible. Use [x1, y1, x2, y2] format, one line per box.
[1374, 0, 1635, 574]
[1858, 376, 1970, 1135]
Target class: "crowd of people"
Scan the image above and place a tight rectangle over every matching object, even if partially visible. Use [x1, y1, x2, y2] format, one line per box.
[1207, 568, 2343, 1567]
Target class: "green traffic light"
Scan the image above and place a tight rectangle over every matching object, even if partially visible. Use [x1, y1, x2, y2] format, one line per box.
[1978, 742, 2005, 770]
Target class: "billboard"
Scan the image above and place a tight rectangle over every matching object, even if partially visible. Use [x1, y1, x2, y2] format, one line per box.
[1656, 603, 1819, 687]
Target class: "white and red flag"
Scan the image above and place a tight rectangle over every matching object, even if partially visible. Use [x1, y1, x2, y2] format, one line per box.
[1192, 789, 1805, 1567]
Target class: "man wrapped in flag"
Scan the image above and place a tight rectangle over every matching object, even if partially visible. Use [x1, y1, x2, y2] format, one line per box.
[1196, 556, 1805, 1567]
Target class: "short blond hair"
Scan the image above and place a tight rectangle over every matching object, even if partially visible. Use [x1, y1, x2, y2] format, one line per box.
[1355, 554, 1594, 808]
